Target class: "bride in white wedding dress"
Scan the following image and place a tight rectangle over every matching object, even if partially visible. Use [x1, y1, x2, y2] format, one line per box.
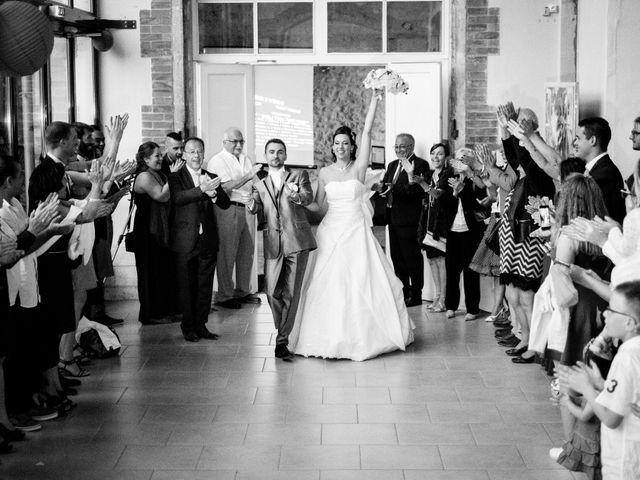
[288, 91, 415, 361]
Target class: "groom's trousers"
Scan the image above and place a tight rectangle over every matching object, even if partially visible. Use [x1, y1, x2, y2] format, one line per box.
[265, 251, 309, 346]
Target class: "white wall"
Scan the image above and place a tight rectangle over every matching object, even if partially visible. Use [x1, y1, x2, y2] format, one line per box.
[576, 0, 606, 118]
[486, 0, 561, 115]
[604, 0, 640, 178]
[98, 0, 151, 161]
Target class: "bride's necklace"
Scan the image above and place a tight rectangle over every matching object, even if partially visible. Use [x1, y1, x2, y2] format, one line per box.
[337, 160, 353, 172]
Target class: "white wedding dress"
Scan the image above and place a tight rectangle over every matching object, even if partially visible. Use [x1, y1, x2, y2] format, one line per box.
[289, 179, 415, 361]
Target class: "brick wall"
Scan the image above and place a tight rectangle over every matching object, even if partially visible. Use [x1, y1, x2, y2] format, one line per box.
[139, 0, 176, 143]
[465, 0, 500, 149]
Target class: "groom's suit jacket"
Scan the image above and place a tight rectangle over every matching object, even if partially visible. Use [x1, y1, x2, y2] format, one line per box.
[248, 168, 316, 259]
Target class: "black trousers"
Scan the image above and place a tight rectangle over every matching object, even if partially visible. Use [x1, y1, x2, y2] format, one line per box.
[174, 237, 216, 334]
[388, 224, 423, 299]
[445, 229, 483, 314]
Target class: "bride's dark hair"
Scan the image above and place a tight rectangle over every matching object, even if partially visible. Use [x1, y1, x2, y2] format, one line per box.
[331, 126, 357, 162]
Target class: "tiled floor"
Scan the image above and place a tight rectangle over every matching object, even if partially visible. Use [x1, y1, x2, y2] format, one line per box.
[2, 298, 584, 479]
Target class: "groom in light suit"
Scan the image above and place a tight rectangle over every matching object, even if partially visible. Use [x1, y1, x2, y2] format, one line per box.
[247, 139, 316, 360]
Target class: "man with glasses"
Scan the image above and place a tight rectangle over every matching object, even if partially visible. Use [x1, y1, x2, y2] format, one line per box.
[374, 133, 430, 307]
[169, 137, 231, 342]
[207, 128, 263, 309]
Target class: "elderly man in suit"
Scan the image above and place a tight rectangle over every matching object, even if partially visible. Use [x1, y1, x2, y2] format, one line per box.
[246, 139, 316, 360]
[169, 137, 231, 342]
[573, 117, 626, 224]
[374, 133, 430, 307]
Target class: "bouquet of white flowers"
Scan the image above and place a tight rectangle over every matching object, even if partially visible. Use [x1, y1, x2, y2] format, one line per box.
[363, 68, 409, 96]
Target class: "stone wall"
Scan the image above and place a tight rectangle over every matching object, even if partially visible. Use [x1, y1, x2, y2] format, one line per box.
[313, 66, 385, 168]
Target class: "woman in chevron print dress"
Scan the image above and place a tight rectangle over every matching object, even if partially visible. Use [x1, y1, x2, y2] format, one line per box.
[497, 108, 556, 364]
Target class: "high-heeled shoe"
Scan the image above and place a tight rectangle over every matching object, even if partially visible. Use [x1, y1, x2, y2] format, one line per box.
[0, 424, 25, 442]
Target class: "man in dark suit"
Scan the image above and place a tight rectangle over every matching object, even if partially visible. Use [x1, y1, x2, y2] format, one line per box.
[373, 133, 430, 307]
[573, 117, 626, 224]
[169, 137, 230, 342]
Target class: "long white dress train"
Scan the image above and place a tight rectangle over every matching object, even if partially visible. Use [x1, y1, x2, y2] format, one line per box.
[289, 179, 415, 361]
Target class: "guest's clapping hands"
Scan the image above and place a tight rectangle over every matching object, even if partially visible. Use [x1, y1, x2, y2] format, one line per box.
[199, 175, 216, 194]
[562, 216, 618, 248]
[29, 193, 60, 236]
[0, 239, 23, 266]
[206, 177, 221, 198]
[47, 221, 75, 236]
[111, 158, 138, 181]
[448, 176, 464, 196]
[400, 158, 414, 176]
[501, 101, 518, 121]
[474, 144, 496, 169]
[95, 202, 114, 218]
[87, 159, 104, 188]
[169, 159, 185, 173]
[105, 113, 129, 144]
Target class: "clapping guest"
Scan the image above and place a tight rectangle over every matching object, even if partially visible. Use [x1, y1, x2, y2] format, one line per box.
[415, 143, 454, 312]
[170, 137, 230, 342]
[132, 141, 183, 325]
[496, 103, 556, 363]
[442, 149, 487, 321]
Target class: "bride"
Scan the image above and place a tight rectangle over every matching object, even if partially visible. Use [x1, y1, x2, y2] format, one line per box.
[289, 90, 415, 361]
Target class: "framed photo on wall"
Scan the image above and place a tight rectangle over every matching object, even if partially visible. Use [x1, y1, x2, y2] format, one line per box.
[544, 82, 579, 161]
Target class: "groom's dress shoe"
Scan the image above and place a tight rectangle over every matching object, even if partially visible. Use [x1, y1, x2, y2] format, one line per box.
[182, 331, 200, 343]
[405, 297, 422, 307]
[196, 327, 219, 340]
[275, 345, 294, 361]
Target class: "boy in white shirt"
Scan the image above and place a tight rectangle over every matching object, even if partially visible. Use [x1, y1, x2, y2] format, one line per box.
[567, 280, 640, 479]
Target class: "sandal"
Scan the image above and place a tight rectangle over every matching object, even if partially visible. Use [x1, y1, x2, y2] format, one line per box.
[58, 358, 90, 378]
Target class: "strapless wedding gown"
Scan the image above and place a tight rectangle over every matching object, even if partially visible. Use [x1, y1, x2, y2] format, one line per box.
[289, 179, 415, 361]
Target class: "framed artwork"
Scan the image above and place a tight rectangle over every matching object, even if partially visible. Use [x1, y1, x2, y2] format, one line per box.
[544, 82, 579, 160]
[371, 145, 385, 169]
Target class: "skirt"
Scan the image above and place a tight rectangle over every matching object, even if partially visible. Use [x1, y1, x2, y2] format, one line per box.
[470, 215, 500, 276]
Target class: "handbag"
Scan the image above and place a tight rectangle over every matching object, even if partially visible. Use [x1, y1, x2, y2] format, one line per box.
[484, 216, 500, 254]
[549, 261, 579, 308]
[422, 230, 447, 253]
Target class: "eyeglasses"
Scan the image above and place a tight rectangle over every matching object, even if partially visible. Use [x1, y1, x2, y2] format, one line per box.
[604, 306, 638, 323]
[394, 144, 412, 149]
[631, 131, 640, 137]
[184, 150, 203, 156]
[224, 139, 245, 145]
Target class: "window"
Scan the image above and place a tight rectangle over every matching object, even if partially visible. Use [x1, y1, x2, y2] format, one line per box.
[327, 2, 382, 53]
[199, 3, 254, 53]
[387, 1, 441, 52]
[258, 3, 313, 52]
[195, 0, 445, 57]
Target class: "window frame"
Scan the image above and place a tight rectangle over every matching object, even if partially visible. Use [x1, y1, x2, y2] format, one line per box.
[193, 0, 449, 64]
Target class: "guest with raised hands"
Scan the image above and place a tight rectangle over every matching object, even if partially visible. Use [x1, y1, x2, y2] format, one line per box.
[414, 142, 455, 312]
[505, 113, 562, 185]
[468, 144, 510, 324]
[0, 238, 24, 445]
[0, 155, 76, 429]
[496, 101, 556, 363]
[132, 141, 184, 325]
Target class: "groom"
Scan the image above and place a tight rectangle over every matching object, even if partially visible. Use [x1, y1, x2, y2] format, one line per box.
[246, 139, 316, 360]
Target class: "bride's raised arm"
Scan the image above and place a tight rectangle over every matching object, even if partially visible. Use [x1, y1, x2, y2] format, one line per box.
[354, 91, 381, 182]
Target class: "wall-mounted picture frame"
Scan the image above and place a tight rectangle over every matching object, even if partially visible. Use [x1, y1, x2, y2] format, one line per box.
[371, 145, 385, 169]
[544, 82, 579, 161]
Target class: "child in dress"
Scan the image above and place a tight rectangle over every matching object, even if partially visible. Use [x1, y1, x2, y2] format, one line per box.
[562, 280, 640, 480]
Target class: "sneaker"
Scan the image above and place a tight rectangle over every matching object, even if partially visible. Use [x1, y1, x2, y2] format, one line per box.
[464, 313, 478, 321]
[446, 310, 455, 319]
[549, 447, 563, 461]
[27, 405, 58, 422]
[10, 414, 42, 432]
